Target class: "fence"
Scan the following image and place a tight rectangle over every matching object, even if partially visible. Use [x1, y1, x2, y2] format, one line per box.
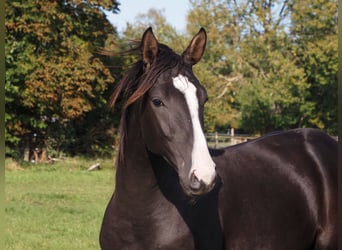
[207, 133, 338, 149]
[206, 132, 257, 148]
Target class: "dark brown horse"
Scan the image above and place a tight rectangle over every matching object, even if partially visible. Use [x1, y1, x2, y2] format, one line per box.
[100, 27, 337, 250]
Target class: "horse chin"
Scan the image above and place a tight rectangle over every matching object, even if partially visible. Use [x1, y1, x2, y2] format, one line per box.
[161, 156, 216, 197]
[180, 179, 216, 198]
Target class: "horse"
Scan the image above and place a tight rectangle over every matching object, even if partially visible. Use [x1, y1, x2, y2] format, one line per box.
[99, 27, 337, 250]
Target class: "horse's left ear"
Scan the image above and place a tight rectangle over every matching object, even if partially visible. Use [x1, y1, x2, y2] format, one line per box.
[182, 28, 207, 66]
[141, 27, 158, 69]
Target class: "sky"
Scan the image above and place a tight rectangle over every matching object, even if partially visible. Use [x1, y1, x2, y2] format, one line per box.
[104, 0, 190, 33]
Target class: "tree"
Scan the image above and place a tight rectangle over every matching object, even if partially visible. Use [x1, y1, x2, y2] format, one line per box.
[187, 0, 241, 132]
[186, 0, 337, 135]
[5, 0, 120, 160]
[233, 0, 310, 134]
[186, 0, 305, 133]
[290, 0, 338, 134]
[236, 39, 310, 133]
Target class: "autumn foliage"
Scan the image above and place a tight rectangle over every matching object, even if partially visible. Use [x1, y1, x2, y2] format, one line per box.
[5, 0, 119, 160]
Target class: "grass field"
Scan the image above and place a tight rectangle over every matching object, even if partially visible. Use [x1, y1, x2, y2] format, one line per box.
[5, 158, 116, 250]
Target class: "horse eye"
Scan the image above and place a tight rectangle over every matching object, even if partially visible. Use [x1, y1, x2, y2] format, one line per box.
[152, 98, 164, 107]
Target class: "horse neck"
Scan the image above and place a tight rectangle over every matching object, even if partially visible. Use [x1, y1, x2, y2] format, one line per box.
[114, 107, 159, 204]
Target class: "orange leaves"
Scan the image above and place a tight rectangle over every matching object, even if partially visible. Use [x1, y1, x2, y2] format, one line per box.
[6, 0, 119, 155]
[61, 96, 92, 119]
[22, 51, 111, 120]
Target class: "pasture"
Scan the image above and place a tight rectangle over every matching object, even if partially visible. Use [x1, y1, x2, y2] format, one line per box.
[5, 158, 115, 250]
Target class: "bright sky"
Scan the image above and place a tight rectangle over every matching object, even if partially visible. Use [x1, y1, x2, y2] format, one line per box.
[104, 0, 190, 33]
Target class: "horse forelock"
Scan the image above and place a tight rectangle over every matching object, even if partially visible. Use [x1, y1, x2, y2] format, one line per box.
[110, 44, 180, 110]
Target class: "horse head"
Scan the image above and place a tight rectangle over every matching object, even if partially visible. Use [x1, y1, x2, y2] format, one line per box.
[112, 27, 216, 197]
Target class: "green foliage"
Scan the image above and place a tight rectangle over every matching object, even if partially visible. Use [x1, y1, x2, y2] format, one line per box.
[185, 0, 241, 132]
[290, 0, 338, 134]
[236, 33, 311, 133]
[185, 0, 337, 134]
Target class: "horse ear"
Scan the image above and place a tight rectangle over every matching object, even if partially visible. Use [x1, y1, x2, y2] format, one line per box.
[141, 27, 158, 69]
[182, 28, 207, 66]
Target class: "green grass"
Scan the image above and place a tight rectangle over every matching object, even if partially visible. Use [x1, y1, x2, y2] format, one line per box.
[5, 158, 116, 250]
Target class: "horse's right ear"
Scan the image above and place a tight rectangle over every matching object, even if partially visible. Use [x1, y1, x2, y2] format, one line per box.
[141, 27, 158, 69]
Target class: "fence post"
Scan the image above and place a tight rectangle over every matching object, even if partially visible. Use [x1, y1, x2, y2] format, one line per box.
[23, 135, 30, 162]
[231, 128, 236, 145]
[215, 131, 218, 149]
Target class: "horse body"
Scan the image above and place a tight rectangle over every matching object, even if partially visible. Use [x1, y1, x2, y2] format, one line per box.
[100, 27, 337, 250]
[214, 128, 337, 249]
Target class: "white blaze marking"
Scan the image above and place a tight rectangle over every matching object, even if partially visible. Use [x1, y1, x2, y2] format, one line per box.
[172, 74, 216, 185]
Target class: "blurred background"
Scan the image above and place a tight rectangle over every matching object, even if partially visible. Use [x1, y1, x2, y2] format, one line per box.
[5, 0, 338, 161]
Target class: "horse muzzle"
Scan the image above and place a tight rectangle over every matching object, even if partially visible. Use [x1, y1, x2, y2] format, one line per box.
[186, 170, 216, 197]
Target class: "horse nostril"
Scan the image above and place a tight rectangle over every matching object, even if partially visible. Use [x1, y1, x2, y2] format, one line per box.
[190, 172, 202, 191]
